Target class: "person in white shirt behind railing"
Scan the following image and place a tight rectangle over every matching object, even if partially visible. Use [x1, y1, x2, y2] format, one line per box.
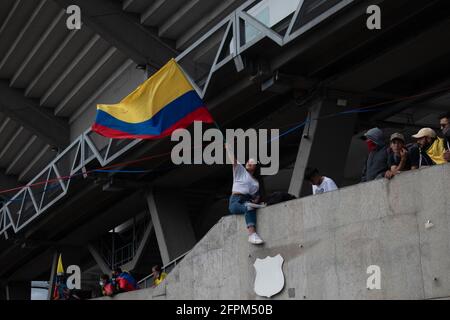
[304, 167, 338, 195]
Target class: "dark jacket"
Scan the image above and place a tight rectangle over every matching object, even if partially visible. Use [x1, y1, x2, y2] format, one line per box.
[362, 145, 389, 182]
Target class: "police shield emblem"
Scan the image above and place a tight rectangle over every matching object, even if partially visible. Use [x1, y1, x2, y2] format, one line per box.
[254, 254, 284, 298]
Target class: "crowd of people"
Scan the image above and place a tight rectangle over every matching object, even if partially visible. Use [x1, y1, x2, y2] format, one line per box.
[226, 113, 450, 245]
[305, 113, 450, 190]
[362, 112, 450, 181]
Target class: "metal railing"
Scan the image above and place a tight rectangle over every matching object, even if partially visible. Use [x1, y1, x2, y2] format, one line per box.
[114, 242, 135, 268]
[137, 251, 191, 289]
[0, 0, 354, 237]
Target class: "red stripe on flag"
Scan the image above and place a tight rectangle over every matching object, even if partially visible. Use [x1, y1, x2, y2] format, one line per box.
[92, 107, 214, 140]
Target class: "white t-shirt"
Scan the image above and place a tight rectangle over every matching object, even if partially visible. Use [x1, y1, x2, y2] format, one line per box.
[312, 177, 338, 195]
[232, 164, 259, 195]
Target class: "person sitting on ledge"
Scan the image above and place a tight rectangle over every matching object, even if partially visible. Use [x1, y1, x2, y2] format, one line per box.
[304, 167, 338, 195]
[225, 143, 265, 245]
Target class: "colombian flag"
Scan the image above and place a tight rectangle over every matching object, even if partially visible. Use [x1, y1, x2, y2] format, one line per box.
[92, 58, 214, 139]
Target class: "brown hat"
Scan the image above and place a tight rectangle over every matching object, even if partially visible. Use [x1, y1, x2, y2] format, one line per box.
[412, 128, 436, 139]
[390, 133, 405, 143]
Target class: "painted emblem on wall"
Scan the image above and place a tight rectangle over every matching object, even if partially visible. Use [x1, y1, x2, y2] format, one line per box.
[254, 254, 285, 298]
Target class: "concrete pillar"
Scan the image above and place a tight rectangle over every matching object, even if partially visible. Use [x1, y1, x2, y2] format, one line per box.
[6, 282, 31, 300]
[288, 95, 357, 197]
[145, 189, 196, 265]
[87, 244, 111, 275]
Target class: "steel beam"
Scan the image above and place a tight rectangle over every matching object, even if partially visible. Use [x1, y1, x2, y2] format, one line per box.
[0, 0, 47, 72]
[0, 127, 24, 162]
[52, 0, 178, 68]
[0, 81, 69, 149]
[6, 136, 38, 175]
[176, 0, 242, 50]
[54, 47, 118, 116]
[0, 169, 21, 193]
[18, 145, 51, 182]
[25, 28, 80, 98]
[159, 0, 202, 38]
[10, 10, 66, 87]
[40, 34, 101, 107]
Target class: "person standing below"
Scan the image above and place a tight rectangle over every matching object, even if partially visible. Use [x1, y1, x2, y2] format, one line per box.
[304, 167, 338, 195]
[439, 113, 450, 162]
[361, 128, 389, 182]
[385, 133, 412, 179]
[409, 128, 446, 169]
[225, 143, 264, 245]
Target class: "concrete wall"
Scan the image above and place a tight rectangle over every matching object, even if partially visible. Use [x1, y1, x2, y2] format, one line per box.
[97, 164, 450, 300]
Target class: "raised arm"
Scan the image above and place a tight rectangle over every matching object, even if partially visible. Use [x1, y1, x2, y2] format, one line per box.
[225, 143, 237, 168]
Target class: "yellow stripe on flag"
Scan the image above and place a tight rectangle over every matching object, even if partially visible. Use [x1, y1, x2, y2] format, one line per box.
[57, 254, 64, 274]
[97, 59, 194, 124]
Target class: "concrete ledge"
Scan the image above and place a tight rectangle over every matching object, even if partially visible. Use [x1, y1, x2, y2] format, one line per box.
[95, 164, 450, 300]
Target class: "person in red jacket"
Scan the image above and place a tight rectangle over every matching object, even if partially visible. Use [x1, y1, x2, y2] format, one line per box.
[112, 268, 138, 293]
[99, 274, 116, 297]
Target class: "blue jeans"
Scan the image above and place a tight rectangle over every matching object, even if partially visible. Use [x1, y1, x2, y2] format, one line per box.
[228, 194, 256, 228]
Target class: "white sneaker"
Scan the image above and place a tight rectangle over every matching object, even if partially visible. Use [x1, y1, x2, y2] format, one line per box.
[248, 233, 264, 245]
[245, 202, 267, 210]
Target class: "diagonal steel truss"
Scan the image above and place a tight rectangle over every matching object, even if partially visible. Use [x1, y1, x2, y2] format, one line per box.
[0, 0, 354, 237]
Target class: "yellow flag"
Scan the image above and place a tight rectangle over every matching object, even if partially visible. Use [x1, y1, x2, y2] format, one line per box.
[427, 137, 447, 165]
[56, 254, 64, 275]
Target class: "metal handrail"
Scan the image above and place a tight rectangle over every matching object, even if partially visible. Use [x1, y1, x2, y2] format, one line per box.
[137, 250, 191, 288]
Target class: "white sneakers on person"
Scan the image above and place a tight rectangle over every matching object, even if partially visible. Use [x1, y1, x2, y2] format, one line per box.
[248, 233, 264, 245]
[245, 202, 267, 210]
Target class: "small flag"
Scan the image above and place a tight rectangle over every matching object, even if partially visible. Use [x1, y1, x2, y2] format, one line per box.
[56, 254, 64, 275]
[92, 58, 214, 139]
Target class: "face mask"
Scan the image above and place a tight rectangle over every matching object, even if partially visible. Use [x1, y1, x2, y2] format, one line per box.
[366, 140, 377, 152]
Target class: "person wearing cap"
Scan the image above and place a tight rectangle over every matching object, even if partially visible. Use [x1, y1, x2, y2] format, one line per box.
[361, 128, 389, 182]
[225, 143, 264, 245]
[385, 133, 411, 180]
[439, 112, 450, 161]
[409, 128, 447, 169]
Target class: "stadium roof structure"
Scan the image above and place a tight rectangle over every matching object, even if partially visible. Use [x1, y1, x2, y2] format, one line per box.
[0, 0, 450, 298]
